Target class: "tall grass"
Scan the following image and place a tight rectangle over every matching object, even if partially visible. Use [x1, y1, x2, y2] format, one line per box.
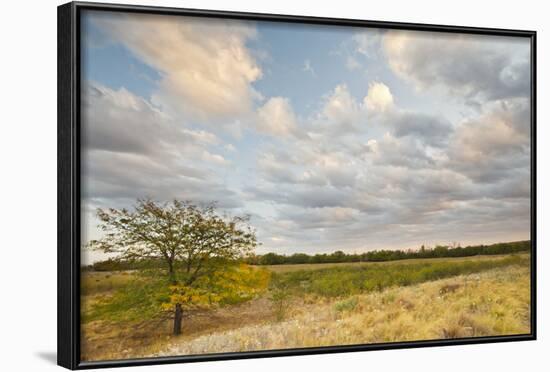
[272, 255, 529, 298]
[159, 265, 531, 356]
[81, 271, 134, 295]
[81, 255, 530, 360]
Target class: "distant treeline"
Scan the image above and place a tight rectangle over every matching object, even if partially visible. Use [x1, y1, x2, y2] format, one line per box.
[83, 240, 530, 271]
[83, 256, 231, 272]
[246, 240, 531, 266]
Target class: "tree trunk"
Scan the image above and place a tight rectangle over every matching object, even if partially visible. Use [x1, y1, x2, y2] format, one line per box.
[173, 303, 183, 335]
[168, 260, 176, 284]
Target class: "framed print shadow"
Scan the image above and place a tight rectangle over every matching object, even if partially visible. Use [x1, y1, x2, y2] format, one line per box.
[57, 1, 537, 369]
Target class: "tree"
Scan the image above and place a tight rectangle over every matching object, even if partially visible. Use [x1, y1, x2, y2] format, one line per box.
[88, 198, 260, 335]
[258, 252, 286, 265]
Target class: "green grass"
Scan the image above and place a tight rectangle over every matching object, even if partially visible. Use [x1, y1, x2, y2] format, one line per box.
[271, 254, 529, 298]
[264, 254, 526, 273]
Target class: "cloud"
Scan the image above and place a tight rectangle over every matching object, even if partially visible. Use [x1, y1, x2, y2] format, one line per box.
[340, 30, 382, 72]
[346, 56, 361, 71]
[244, 92, 529, 254]
[353, 30, 382, 58]
[447, 98, 530, 183]
[359, 80, 453, 147]
[81, 14, 531, 258]
[303, 59, 316, 77]
[84, 77, 528, 256]
[256, 97, 299, 137]
[93, 12, 262, 122]
[368, 134, 436, 169]
[280, 206, 361, 229]
[248, 183, 352, 209]
[313, 84, 366, 135]
[364, 82, 394, 112]
[224, 144, 236, 152]
[363, 81, 452, 147]
[384, 110, 453, 147]
[382, 30, 530, 102]
[257, 152, 300, 184]
[81, 82, 241, 210]
[81, 83, 222, 156]
[256, 146, 358, 189]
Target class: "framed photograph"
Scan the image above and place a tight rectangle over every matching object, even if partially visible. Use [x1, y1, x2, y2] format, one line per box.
[58, 1, 536, 369]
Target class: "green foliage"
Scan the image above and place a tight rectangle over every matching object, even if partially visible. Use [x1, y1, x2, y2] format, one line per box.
[270, 255, 529, 299]
[83, 271, 171, 323]
[84, 265, 271, 323]
[88, 199, 257, 279]
[245, 240, 531, 266]
[258, 252, 288, 265]
[84, 198, 262, 334]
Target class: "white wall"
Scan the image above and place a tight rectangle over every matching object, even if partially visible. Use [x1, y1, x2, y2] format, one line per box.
[0, 0, 546, 370]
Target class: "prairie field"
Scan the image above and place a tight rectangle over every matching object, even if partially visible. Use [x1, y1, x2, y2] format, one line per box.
[263, 254, 523, 273]
[81, 254, 531, 361]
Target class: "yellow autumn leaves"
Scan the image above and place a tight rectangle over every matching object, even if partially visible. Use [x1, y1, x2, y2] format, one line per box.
[162, 264, 271, 312]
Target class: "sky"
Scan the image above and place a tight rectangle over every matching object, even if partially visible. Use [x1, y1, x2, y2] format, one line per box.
[80, 10, 532, 264]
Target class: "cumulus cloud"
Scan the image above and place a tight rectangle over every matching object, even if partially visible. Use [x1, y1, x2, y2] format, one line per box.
[312, 84, 366, 135]
[93, 12, 262, 122]
[256, 97, 299, 137]
[244, 68, 528, 253]
[363, 82, 451, 147]
[364, 82, 394, 112]
[383, 30, 530, 102]
[322, 84, 360, 123]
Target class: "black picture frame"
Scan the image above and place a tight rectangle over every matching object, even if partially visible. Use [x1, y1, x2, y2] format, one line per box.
[58, 1, 537, 369]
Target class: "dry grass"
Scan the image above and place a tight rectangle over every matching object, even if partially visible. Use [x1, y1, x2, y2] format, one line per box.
[158, 265, 530, 356]
[80, 256, 530, 361]
[81, 271, 134, 295]
[81, 297, 276, 361]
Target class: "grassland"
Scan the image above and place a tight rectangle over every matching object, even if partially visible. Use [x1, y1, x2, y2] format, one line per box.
[159, 264, 530, 356]
[264, 254, 523, 273]
[81, 253, 531, 361]
[81, 271, 135, 295]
